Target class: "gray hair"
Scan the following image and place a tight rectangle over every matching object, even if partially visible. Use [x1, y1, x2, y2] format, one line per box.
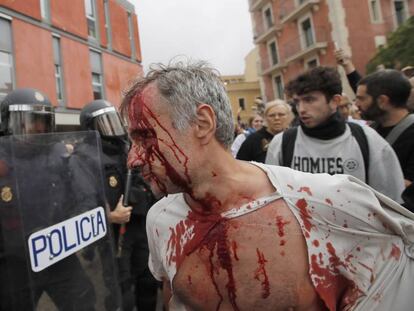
[121, 60, 234, 148]
[264, 99, 292, 116]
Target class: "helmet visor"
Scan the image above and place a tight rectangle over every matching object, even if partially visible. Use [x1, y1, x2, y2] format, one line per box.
[8, 104, 55, 135]
[92, 107, 126, 137]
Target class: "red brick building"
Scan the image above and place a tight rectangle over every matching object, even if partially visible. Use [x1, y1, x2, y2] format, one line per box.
[0, 0, 142, 130]
[249, 0, 414, 101]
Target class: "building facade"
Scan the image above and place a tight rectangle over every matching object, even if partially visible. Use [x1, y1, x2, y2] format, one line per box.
[221, 48, 262, 125]
[249, 0, 414, 101]
[0, 0, 142, 130]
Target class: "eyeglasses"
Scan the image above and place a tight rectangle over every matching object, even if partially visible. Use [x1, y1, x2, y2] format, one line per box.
[267, 113, 287, 118]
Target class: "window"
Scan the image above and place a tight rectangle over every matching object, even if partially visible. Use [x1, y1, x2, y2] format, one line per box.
[369, 0, 382, 22]
[0, 18, 14, 98]
[263, 5, 274, 29]
[40, 0, 50, 22]
[103, 0, 112, 49]
[394, 1, 407, 26]
[90, 50, 103, 99]
[127, 12, 136, 59]
[273, 76, 284, 99]
[307, 59, 318, 69]
[85, 0, 97, 39]
[268, 41, 279, 66]
[301, 18, 314, 47]
[52, 36, 64, 104]
[238, 98, 246, 111]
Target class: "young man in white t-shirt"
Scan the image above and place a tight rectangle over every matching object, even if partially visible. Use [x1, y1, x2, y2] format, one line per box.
[121, 61, 414, 311]
[265, 67, 404, 203]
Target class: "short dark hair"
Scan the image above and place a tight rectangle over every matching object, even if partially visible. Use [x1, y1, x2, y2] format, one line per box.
[285, 67, 342, 102]
[358, 69, 411, 108]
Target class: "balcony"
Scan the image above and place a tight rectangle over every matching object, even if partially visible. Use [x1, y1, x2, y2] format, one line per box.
[254, 23, 283, 44]
[249, 0, 270, 12]
[261, 61, 288, 76]
[279, 0, 320, 24]
[283, 26, 328, 63]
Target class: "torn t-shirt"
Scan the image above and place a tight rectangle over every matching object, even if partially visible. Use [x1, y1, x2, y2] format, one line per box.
[146, 163, 414, 310]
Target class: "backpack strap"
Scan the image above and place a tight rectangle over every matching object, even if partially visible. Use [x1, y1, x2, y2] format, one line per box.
[281, 127, 298, 167]
[348, 122, 370, 183]
[385, 114, 414, 146]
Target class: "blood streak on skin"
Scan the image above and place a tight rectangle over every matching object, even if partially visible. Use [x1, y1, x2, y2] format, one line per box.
[232, 240, 239, 261]
[188, 275, 192, 285]
[166, 212, 239, 311]
[276, 216, 290, 238]
[389, 243, 401, 260]
[205, 221, 240, 311]
[295, 199, 314, 238]
[127, 93, 191, 195]
[298, 186, 313, 196]
[254, 248, 270, 299]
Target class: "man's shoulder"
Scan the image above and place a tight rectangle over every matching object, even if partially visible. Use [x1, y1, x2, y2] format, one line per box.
[147, 193, 187, 227]
[396, 121, 414, 141]
[360, 124, 389, 145]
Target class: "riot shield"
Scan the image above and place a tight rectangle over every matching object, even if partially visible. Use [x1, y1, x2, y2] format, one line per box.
[0, 131, 122, 311]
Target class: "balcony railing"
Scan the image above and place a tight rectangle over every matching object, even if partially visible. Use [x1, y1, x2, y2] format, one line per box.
[249, 0, 270, 12]
[254, 23, 283, 44]
[279, 0, 320, 24]
[283, 26, 328, 63]
[261, 61, 288, 76]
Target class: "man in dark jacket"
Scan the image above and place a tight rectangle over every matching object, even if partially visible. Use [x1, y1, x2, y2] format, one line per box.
[79, 99, 159, 310]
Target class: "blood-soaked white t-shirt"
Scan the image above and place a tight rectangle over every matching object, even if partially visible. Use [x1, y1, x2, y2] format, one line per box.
[146, 163, 414, 311]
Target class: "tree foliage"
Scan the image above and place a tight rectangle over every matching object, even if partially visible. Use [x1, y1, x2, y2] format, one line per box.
[366, 16, 414, 73]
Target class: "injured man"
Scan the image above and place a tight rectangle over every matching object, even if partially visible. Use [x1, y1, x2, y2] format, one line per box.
[121, 60, 414, 311]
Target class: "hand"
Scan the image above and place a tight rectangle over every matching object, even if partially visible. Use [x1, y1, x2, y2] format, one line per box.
[334, 49, 355, 74]
[109, 195, 133, 224]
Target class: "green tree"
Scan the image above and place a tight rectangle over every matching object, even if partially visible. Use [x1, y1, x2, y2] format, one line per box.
[366, 16, 414, 73]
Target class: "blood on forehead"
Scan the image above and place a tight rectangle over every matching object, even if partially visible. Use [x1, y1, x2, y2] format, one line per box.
[128, 85, 158, 130]
[127, 86, 192, 189]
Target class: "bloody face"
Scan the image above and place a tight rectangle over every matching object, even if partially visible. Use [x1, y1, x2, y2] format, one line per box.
[127, 83, 192, 198]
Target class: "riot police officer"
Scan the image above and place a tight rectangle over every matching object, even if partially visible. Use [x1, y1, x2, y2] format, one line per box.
[79, 100, 159, 311]
[0, 88, 96, 310]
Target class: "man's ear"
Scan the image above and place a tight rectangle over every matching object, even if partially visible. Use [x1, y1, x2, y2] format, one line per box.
[377, 95, 390, 110]
[329, 94, 342, 110]
[195, 104, 216, 145]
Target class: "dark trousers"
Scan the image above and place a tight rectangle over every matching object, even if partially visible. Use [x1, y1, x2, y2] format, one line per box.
[118, 216, 159, 311]
[0, 254, 96, 311]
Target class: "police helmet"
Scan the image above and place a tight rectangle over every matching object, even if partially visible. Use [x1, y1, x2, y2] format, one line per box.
[80, 100, 126, 138]
[0, 88, 55, 136]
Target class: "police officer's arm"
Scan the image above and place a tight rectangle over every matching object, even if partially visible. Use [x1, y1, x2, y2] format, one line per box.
[108, 195, 132, 224]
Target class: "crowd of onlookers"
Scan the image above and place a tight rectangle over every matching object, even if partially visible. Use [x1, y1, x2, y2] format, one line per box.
[231, 49, 414, 211]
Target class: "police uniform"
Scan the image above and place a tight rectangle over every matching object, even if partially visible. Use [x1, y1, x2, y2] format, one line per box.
[0, 140, 96, 311]
[79, 100, 159, 311]
[0, 89, 106, 310]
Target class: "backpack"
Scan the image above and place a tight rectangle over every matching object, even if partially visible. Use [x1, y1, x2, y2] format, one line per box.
[281, 122, 370, 183]
[382, 114, 414, 146]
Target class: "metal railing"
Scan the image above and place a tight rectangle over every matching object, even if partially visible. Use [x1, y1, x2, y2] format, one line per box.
[282, 26, 329, 60]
